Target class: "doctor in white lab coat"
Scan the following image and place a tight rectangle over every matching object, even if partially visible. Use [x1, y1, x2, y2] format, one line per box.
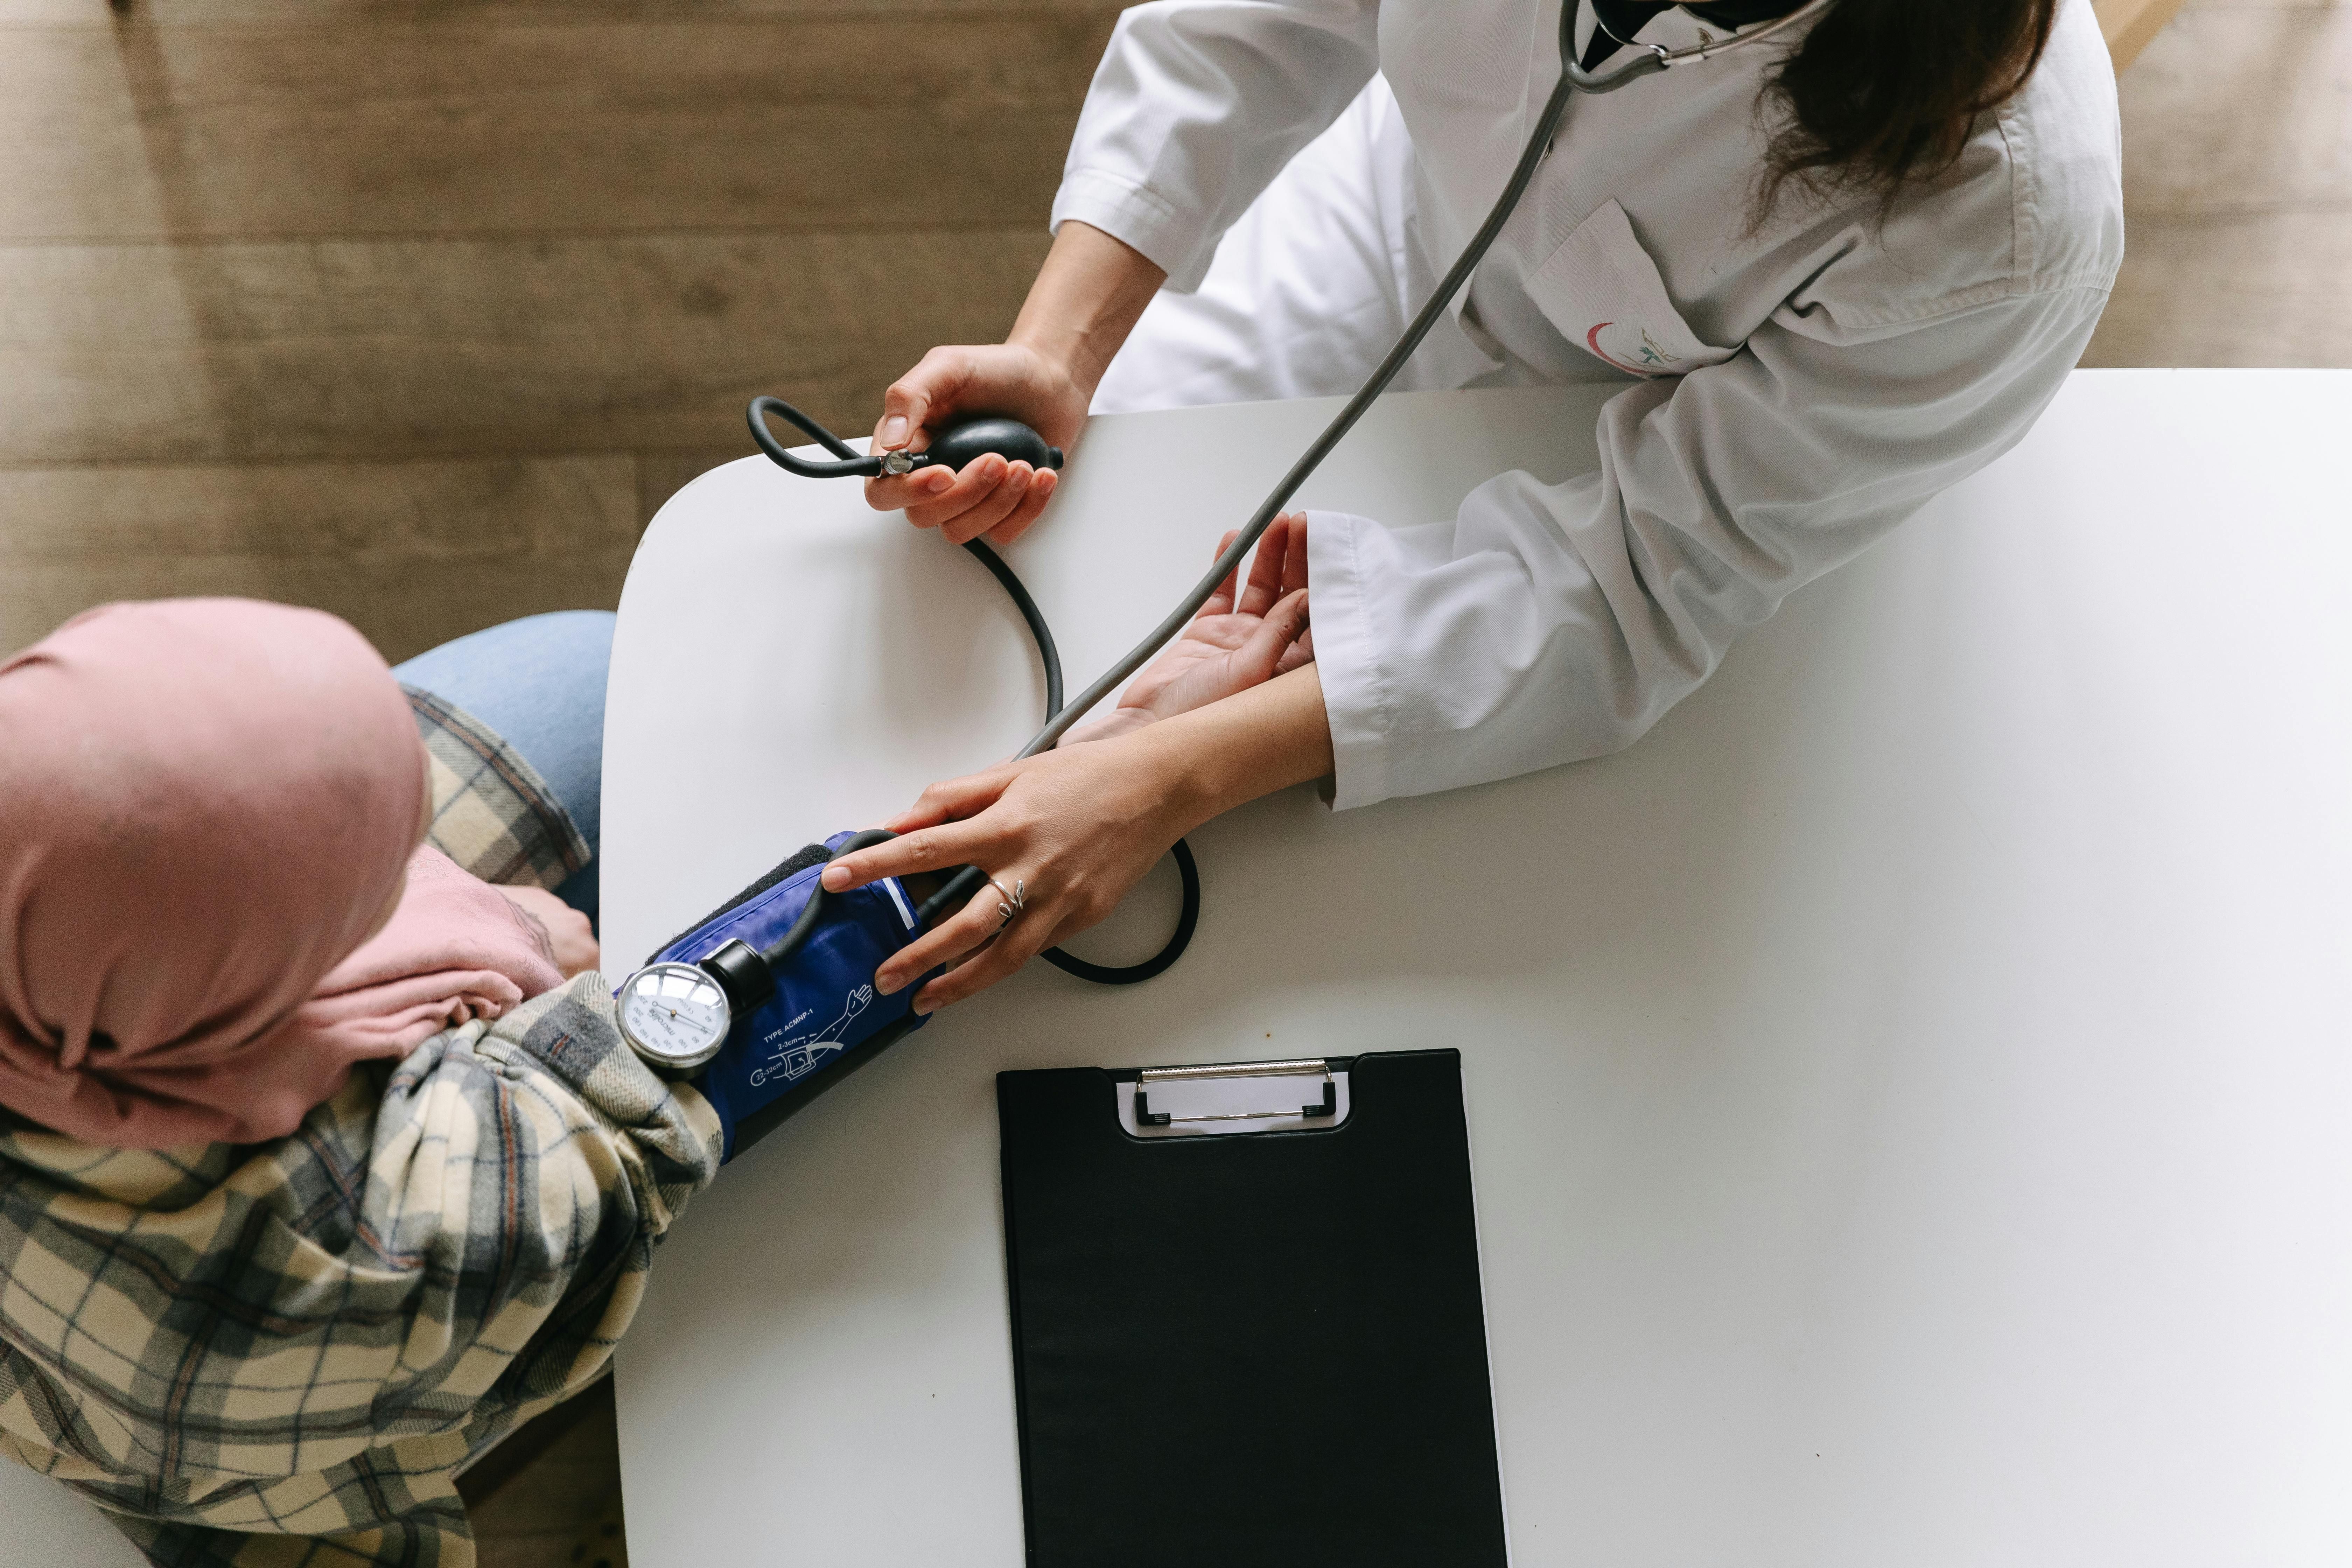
[822, 0, 2126, 1011]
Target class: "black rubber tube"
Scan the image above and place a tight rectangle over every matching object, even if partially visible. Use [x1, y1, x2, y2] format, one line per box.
[1037, 838, 1199, 985]
[748, 423, 1194, 984]
[909, 538, 1195, 984]
[758, 827, 901, 969]
[749, 396, 893, 479]
[960, 539, 1063, 719]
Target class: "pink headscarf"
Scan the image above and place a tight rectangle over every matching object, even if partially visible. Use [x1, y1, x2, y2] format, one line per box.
[0, 600, 564, 1149]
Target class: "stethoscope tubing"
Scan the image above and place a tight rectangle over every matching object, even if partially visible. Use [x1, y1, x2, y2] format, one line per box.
[1010, 0, 1682, 758]
[752, 0, 1830, 982]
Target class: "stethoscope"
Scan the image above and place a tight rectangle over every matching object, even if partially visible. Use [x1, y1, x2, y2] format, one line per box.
[614, 0, 1835, 1073]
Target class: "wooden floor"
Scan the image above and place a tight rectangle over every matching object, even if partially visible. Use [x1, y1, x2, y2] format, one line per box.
[1, 2, 2340, 1566]
[2084, 0, 2352, 369]
[2, 0, 2343, 664]
[0, 0, 1119, 663]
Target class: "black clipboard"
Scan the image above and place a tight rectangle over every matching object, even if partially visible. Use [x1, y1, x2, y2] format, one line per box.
[995, 1048, 1507, 1568]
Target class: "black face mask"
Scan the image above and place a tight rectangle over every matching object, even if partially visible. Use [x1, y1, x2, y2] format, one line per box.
[1582, 0, 1808, 71]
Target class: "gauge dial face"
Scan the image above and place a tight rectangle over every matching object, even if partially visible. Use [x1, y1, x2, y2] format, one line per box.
[617, 963, 733, 1069]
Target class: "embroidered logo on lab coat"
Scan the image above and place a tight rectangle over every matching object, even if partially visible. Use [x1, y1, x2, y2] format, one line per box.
[1584, 321, 1686, 377]
[1524, 200, 1737, 380]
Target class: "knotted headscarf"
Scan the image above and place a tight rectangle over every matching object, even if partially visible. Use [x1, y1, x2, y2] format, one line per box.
[0, 600, 562, 1149]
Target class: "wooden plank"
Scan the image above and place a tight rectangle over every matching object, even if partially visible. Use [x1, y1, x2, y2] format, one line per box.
[2082, 209, 2352, 369]
[2094, 0, 2190, 72]
[0, 454, 641, 662]
[0, 12, 1115, 241]
[460, 1379, 631, 1568]
[0, 228, 1052, 464]
[2113, 5, 2352, 214]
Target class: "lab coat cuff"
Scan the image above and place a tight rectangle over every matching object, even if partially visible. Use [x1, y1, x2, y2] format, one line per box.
[1051, 169, 1218, 294]
[1303, 510, 1394, 812]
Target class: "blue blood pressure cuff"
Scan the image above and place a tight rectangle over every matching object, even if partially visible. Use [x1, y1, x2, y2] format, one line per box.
[643, 831, 934, 1160]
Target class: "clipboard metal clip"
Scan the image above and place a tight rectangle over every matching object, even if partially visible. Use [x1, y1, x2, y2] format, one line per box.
[1133, 1058, 1337, 1128]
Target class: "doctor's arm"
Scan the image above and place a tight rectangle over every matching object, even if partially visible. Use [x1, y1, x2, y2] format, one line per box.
[822, 282, 2114, 1010]
[863, 0, 1380, 542]
[1306, 282, 2118, 807]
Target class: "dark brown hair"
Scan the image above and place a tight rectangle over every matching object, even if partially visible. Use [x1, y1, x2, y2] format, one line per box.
[1759, 0, 2062, 215]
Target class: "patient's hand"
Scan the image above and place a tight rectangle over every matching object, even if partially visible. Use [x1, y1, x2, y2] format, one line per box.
[1060, 512, 1313, 746]
[502, 886, 600, 978]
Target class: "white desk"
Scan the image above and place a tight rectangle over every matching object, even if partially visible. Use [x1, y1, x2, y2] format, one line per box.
[604, 371, 2352, 1567]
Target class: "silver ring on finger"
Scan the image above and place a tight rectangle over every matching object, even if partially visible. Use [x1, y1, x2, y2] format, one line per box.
[986, 875, 1026, 930]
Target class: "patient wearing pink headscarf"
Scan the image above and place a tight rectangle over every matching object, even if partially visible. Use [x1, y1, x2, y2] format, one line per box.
[0, 598, 564, 1148]
[0, 600, 722, 1567]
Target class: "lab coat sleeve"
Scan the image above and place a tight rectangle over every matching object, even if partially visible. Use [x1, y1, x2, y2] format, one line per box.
[1052, 0, 1382, 292]
[1306, 282, 2114, 810]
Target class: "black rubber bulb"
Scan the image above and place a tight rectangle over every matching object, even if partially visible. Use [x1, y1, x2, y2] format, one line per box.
[923, 415, 1064, 473]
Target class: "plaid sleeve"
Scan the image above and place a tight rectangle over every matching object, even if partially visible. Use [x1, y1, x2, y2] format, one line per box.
[0, 975, 722, 1567]
[404, 685, 592, 891]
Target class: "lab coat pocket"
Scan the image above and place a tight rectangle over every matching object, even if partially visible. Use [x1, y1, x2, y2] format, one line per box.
[1524, 200, 1735, 379]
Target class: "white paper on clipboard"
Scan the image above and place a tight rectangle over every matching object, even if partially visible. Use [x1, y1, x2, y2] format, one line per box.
[1113, 1064, 1354, 1139]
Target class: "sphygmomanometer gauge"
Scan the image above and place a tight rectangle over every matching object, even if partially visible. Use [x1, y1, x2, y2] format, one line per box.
[616, 961, 733, 1071]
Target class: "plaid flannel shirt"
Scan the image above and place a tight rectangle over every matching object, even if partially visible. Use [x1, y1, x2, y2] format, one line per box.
[0, 691, 721, 1566]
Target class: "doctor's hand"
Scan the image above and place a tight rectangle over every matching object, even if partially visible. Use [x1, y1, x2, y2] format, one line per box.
[827, 734, 1192, 1015]
[864, 222, 1166, 546]
[1057, 512, 1314, 747]
[818, 664, 1335, 1016]
[861, 342, 1085, 545]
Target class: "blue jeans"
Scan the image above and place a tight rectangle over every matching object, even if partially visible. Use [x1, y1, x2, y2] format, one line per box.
[393, 611, 612, 926]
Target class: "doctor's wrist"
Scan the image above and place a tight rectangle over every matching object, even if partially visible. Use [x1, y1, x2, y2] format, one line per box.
[1008, 220, 1165, 401]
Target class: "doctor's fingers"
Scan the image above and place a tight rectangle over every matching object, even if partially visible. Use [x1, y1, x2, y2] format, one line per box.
[933, 461, 1043, 546]
[823, 814, 1002, 894]
[1199, 532, 1245, 618]
[1274, 623, 1316, 676]
[1232, 513, 1308, 618]
[1233, 516, 1289, 617]
[1239, 589, 1310, 675]
[979, 475, 1056, 547]
[1281, 510, 1309, 592]
[874, 878, 1013, 999]
[874, 345, 983, 453]
[875, 447, 1002, 533]
[884, 761, 1034, 835]
[1145, 592, 1308, 719]
[909, 894, 1071, 1014]
[864, 463, 957, 516]
[904, 457, 1041, 544]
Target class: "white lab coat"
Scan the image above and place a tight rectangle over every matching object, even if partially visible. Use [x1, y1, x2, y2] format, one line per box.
[1057, 0, 2124, 809]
